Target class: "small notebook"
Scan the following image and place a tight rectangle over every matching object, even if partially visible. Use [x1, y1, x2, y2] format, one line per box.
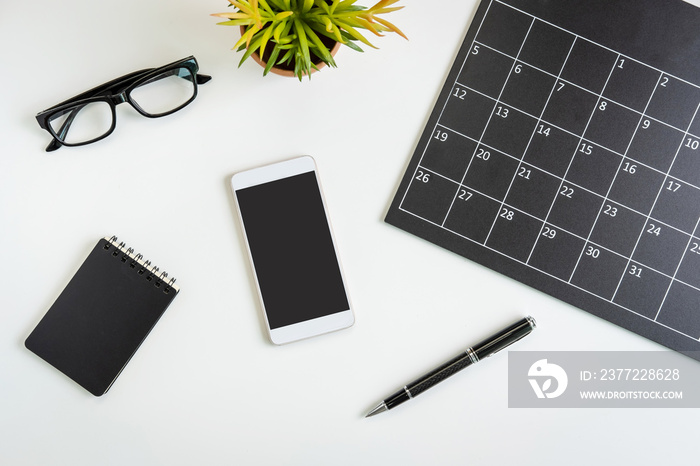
[25, 236, 180, 396]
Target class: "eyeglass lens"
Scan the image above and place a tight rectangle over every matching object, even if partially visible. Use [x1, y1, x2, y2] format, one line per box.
[130, 67, 196, 116]
[48, 101, 113, 145]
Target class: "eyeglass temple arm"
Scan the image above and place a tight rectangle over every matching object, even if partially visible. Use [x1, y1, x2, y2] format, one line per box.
[46, 138, 63, 152]
[138, 69, 212, 87]
[44, 64, 211, 117]
[196, 74, 212, 84]
[46, 69, 152, 112]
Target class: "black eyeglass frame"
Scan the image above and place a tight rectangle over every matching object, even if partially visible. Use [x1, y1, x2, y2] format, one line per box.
[36, 56, 212, 152]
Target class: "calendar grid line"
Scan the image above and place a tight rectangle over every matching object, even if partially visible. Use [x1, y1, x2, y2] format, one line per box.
[435, 119, 700, 196]
[495, 0, 700, 93]
[469, 40, 700, 141]
[445, 84, 700, 191]
[396, 0, 500, 220]
[396, 204, 700, 343]
[526, 53, 621, 268]
[655, 217, 700, 321]
[441, 17, 537, 228]
[417, 160, 700, 241]
[567, 73, 664, 283]
[484, 36, 578, 245]
[413, 164, 700, 276]
[612, 102, 700, 303]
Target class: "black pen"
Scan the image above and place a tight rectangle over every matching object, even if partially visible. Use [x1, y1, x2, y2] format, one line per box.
[365, 316, 536, 417]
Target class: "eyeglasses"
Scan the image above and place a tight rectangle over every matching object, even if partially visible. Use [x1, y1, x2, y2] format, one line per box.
[36, 56, 211, 152]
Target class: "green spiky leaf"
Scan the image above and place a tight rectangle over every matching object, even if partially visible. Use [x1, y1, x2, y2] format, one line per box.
[213, 0, 407, 80]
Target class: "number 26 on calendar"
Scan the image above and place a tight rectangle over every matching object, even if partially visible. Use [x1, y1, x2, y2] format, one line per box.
[415, 170, 430, 183]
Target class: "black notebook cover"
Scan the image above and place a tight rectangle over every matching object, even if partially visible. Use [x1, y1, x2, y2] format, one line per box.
[25, 237, 180, 396]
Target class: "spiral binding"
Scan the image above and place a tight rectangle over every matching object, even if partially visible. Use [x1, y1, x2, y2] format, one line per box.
[104, 236, 179, 293]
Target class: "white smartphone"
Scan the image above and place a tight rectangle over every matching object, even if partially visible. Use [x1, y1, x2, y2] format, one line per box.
[231, 156, 354, 345]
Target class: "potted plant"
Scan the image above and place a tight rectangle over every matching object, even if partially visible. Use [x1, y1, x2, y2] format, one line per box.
[212, 0, 406, 80]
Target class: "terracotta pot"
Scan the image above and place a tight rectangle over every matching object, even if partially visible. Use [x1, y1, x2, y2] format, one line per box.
[240, 26, 341, 77]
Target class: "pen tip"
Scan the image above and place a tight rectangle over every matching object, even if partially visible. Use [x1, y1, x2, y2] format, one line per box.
[365, 402, 388, 418]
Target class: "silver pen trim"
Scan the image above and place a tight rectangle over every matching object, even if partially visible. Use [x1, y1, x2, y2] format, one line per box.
[466, 347, 479, 364]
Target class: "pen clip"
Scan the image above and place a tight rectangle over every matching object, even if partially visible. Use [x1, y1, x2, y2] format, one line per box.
[473, 316, 536, 359]
[486, 332, 529, 357]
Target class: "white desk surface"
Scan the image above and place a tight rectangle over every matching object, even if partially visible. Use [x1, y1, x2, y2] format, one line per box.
[2, 1, 700, 464]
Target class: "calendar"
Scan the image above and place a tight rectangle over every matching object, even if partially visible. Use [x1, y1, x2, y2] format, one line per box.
[386, 0, 700, 358]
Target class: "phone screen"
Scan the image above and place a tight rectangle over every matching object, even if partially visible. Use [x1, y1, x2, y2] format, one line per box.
[235, 170, 350, 329]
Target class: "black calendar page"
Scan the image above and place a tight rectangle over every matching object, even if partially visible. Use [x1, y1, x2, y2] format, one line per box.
[386, 0, 700, 358]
